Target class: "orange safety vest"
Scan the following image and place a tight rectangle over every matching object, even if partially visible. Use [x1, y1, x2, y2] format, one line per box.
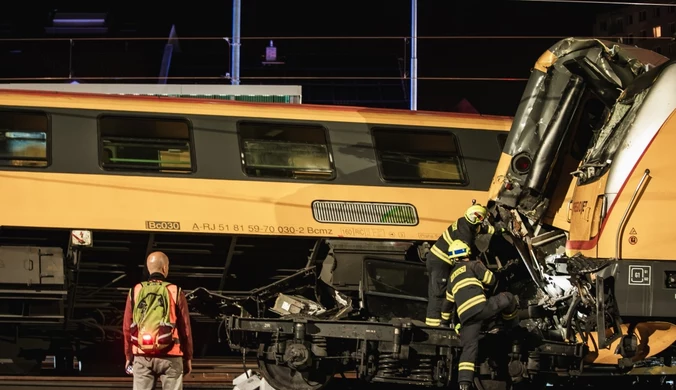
[130, 281, 183, 357]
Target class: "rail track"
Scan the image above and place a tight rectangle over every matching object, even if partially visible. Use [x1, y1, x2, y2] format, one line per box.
[0, 358, 243, 389]
[0, 357, 359, 390]
[0, 376, 227, 389]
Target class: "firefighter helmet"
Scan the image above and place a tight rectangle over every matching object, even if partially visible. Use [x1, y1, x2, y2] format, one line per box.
[448, 240, 471, 260]
[464, 204, 488, 225]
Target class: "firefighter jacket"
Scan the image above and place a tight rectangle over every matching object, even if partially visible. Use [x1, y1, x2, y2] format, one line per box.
[445, 259, 496, 324]
[429, 217, 496, 265]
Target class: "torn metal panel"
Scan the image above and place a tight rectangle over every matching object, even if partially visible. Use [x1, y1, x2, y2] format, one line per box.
[270, 289, 353, 321]
[491, 37, 670, 222]
[186, 287, 254, 319]
[187, 266, 353, 321]
[250, 267, 318, 303]
[270, 294, 326, 317]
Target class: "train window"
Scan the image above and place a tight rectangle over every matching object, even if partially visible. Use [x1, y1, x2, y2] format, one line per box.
[0, 111, 49, 168]
[371, 127, 465, 184]
[497, 133, 508, 152]
[98, 115, 193, 173]
[238, 121, 335, 180]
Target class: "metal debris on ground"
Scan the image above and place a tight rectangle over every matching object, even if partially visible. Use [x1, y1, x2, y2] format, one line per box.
[233, 369, 276, 390]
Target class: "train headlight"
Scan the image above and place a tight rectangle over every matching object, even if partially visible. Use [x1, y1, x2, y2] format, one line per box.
[511, 153, 532, 175]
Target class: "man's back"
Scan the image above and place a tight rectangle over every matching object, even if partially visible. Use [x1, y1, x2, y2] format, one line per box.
[123, 252, 193, 390]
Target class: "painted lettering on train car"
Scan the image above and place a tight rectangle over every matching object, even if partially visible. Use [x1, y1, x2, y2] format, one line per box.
[307, 227, 333, 235]
[248, 225, 304, 234]
[192, 223, 229, 232]
[146, 221, 181, 230]
[418, 233, 437, 240]
[571, 201, 588, 214]
[190, 223, 333, 236]
[340, 228, 386, 238]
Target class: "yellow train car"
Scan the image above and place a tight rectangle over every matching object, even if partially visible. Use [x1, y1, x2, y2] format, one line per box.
[0, 89, 510, 374]
[0, 89, 510, 240]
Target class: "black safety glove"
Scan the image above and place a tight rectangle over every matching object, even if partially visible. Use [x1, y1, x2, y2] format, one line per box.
[494, 221, 507, 233]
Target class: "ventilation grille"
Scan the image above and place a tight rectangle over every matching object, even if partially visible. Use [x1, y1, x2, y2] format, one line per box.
[312, 200, 418, 226]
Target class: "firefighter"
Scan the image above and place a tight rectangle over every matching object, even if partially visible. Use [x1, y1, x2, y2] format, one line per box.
[424, 202, 503, 327]
[445, 240, 518, 390]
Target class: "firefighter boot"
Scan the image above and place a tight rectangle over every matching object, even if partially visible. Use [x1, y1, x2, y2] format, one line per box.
[501, 294, 520, 329]
[459, 381, 473, 390]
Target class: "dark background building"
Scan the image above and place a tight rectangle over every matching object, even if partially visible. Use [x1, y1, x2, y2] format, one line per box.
[0, 1, 667, 116]
[593, 2, 676, 55]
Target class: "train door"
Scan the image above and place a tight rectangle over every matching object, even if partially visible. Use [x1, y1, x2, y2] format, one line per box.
[544, 95, 604, 232]
[567, 172, 607, 258]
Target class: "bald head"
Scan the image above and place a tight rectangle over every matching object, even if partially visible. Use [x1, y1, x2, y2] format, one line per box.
[146, 251, 170, 277]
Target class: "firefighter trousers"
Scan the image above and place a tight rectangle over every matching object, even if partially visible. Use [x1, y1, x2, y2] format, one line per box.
[457, 292, 518, 384]
[425, 253, 454, 326]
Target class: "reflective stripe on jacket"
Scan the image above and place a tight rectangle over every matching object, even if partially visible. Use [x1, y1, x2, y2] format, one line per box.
[430, 218, 494, 264]
[445, 260, 496, 323]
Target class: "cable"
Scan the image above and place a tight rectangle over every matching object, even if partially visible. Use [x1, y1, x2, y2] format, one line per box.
[512, 0, 676, 6]
[0, 76, 528, 82]
[0, 35, 671, 42]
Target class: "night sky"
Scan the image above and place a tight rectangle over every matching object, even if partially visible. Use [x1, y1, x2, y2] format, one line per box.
[0, 1, 629, 116]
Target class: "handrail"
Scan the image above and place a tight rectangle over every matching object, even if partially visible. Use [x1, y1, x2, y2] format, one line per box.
[615, 169, 650, 259]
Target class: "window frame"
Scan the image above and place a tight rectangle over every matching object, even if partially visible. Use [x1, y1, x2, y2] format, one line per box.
[0, 109, 51, 169]
[370, 126, 468, 187]
[96, 113, 196, 174]
[236, 120, 336, 181]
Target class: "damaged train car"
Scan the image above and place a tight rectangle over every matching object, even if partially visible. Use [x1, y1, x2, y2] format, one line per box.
[194, 38, 676, 390]
[187, 240, 525, 390]
[484, 38, 676, 383]
[0, 87, 510, 376]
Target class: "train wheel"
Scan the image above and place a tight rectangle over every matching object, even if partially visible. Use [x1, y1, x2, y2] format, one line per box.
[258, 357, 336, 390]
[257, 333, 337, 390]
[475, 378, 509, 390]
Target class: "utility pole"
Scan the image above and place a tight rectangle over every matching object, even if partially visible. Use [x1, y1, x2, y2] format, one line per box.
[410, 0, 418, 111]
[231, 0, 241, 85]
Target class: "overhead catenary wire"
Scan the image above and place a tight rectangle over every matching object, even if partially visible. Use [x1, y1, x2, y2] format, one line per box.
[512, 0, 676, 6]
[0, 35, 671, 42]
[0, 76, 529, 82]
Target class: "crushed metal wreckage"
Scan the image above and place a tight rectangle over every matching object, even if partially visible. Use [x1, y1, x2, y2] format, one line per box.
[187, 266, 353, 321]
[186, 241, 472, 390]
[185, 239, 584, 390]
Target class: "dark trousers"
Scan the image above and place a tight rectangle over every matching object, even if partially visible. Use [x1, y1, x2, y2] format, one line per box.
[425, 253, 454, 326]
[457, 292, 517, 384]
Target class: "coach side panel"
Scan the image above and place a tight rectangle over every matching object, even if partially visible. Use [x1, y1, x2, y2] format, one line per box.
[0, 106, 507, 240]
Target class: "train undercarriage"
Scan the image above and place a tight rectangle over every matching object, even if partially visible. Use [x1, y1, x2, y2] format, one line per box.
[0, 226, 328, 376]
[1, 224, 676, 388]
[185, 236, 676, 390]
